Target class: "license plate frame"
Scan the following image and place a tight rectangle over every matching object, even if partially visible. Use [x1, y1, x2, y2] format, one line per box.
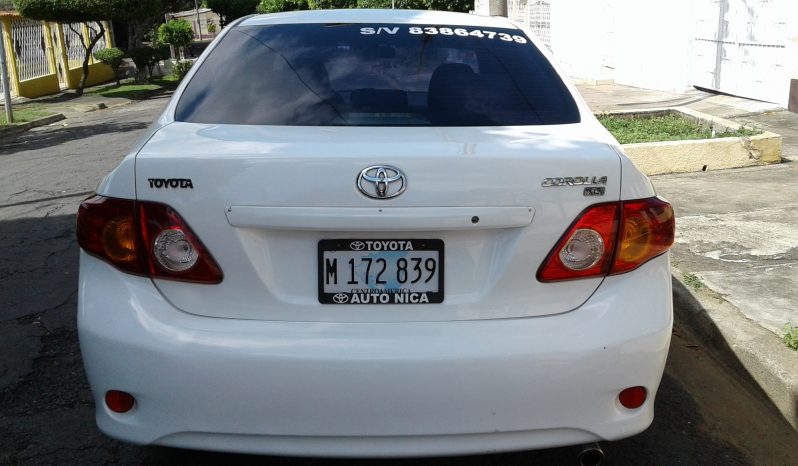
[318, 239, 444, 305]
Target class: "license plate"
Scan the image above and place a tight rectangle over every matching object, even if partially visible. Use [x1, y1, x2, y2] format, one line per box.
[318, 239, 444, 305]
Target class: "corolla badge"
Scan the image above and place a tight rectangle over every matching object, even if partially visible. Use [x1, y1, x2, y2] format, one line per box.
[357, 165, 406, 199]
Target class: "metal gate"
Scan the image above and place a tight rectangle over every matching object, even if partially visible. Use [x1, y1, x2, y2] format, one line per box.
[691, 0, 790, 105]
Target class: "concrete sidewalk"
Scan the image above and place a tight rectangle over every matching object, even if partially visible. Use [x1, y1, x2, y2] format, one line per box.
[577, 83, 798, 431]
[578, 82, 783, 120]
[1, 80, 172, 122]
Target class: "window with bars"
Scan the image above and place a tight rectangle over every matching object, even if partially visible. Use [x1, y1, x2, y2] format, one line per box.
[62, 22, 109, 69]
[11, 18, 49, 81]
[63, 22, 86, 69]
[528, 1, 552, 49]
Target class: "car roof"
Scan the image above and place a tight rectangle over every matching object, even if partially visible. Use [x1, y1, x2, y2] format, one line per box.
[238, 9, 521, 29]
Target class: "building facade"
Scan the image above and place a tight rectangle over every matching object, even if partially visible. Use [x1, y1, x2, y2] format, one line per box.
[473, 0, 551, 49]
[165, 8, 221, 42]
[474, 0, 798, 108]
[1, 4, 115, 99]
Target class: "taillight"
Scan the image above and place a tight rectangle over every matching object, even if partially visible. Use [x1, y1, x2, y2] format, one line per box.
[537, 203, 619, 282]
[611, 198, 675, 275]
[537, 197, 674, 282]
[138, 201, 223, 283]
[76, 197, 145, 274]
[77, 196, 223, 283]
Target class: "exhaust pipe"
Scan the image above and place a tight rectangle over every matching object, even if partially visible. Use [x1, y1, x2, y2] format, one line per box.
[576, 442, 604, 466]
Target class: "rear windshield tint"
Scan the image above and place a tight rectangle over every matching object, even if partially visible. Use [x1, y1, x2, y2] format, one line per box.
[175, 23, 580, 126]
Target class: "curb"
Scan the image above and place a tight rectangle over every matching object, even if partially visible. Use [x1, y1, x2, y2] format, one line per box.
[598, 107, 782, 175]
[671, 268, 798, 431]
[100, 87, 175, 111]
[0, 114, 65, 140]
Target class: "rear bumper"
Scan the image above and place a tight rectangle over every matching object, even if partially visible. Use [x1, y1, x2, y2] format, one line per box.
[78, 252, 672, 457]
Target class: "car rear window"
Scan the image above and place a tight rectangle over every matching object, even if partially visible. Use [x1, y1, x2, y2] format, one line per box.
[175, 23, 580, 126]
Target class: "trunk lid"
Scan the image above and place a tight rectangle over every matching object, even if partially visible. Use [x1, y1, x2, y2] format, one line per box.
[135, 123, 621, 322]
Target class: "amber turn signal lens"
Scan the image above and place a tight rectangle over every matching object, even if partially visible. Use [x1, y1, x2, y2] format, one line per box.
[611, 197, 675, 275]
[101, 216, 137, 262]
[616, 215, 652, 263]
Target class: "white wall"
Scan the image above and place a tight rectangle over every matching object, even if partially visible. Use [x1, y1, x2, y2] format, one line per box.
[551, 0, 693, 93]
[550, 0, 615, 82]
[610, 0, 694, 93]
[789, 3, 798, 82]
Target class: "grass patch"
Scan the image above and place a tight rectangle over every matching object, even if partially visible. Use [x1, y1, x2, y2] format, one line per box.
[85, 76, 180, 99]
[0, 105, 54, 125]
[682, 272, 704, 290]
[148, 75, 181, 89]
[86, 82, 162, 99]
[784, 323, 798, 351]
[599, 114, 761, 144]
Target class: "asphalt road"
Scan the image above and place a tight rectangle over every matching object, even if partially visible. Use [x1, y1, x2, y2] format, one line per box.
[1, 97, 796, 465]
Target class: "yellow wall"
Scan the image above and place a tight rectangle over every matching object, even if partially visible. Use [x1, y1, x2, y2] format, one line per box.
[66, 62, 115, 90]
[17, 74, 60, 98]
[2, 16, 115, 98]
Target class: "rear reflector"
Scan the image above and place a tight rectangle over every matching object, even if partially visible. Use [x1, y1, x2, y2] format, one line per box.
[77, 195, 223, 283]
[105, 390, 136, 413]
[618, 386, 647, 409]
[538, 197, 674, 282]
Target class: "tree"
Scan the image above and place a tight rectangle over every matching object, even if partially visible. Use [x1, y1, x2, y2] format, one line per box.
[14, 0, 161, 95]
[306, 0, 356, 9]
[425, 0, 470, 12]
[354, 0, 426, 8]
[128, 0, 195, 50]
[93, 47, 125, 85]
[158, 19, 194, 59]
[257, 0, 308, 14]
[257, 0, 463, 14]
[206, 0, 260, 28]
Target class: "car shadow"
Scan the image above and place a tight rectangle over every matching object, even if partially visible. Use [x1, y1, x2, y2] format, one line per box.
[671, 277, 798, 432]
[0, 120, 149, 155]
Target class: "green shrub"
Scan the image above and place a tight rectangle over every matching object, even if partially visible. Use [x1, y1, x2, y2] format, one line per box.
[171, 60, 193, 81]
[93, 47, 125, 84]
[784, 323, 798, 351]
[127, 46, 158, 80]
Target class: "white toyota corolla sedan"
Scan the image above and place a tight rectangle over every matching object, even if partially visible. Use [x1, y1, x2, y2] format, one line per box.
[76, 8, 675, 460]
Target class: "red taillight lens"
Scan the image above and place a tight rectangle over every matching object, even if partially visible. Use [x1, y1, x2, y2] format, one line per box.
[77, 195, 223, 283]
[138, 202, 223, 283]
[537, 197, 674, 282]
[537, 203, 619, 282]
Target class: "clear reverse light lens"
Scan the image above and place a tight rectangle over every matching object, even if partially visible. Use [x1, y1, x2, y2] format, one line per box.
[558, 228, 604, 271]
[153, 228, 198, 272]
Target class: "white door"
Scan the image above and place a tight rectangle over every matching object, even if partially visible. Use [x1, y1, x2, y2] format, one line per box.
[691, 0, 790, 105]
